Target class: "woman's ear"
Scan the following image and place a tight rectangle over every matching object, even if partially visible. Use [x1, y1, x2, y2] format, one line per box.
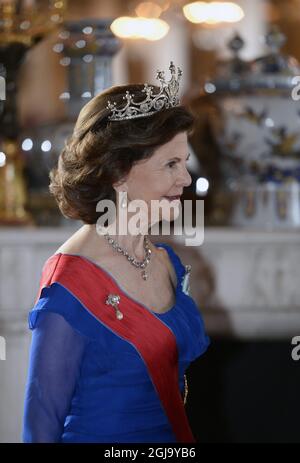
[112, 181, 128, 195]
[112, 174, 129, 194]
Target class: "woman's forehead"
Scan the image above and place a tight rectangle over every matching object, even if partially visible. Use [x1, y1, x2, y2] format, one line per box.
[152, 133, 188, 158]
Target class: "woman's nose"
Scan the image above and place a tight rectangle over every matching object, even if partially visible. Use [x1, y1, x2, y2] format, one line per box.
[178, 166, 192, 188]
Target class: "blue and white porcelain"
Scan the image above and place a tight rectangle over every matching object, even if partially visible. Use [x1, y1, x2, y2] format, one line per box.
[205, 27, 300, 228]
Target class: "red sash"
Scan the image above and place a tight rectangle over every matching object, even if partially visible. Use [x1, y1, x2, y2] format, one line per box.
[36, 253, 196, 443]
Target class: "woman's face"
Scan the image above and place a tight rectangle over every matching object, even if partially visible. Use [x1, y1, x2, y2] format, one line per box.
[115, 131, 192, 231]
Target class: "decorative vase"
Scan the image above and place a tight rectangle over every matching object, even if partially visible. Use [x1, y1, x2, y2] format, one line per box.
[205, 26, 300, 229]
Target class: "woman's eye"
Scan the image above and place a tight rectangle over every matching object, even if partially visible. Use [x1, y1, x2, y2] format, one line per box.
[167, 157, 190, 168]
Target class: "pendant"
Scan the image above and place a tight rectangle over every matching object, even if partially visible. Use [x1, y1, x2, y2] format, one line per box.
[105, 294, 123, 320]
[141, 270, 148, 280]
[116, 309, 124, 320]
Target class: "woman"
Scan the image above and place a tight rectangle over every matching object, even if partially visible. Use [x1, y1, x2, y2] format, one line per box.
[22, 62, 210, 443]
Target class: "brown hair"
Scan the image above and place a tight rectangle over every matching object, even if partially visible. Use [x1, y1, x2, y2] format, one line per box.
[49, 84, 195, 224]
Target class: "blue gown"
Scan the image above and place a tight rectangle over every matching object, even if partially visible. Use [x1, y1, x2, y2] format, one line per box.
[22, 243, 210, 443]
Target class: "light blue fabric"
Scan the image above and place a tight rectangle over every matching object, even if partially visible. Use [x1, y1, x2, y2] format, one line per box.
[22, 243, 210, 443]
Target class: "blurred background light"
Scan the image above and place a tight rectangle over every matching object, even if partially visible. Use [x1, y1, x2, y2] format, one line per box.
[22, 138, 33, 151]
[110, 17, 169, 41]
[0, 151, 6, 167]
[41, 140, 52, 152]
[196, 176, 210, 195]
[183, 1, 244, 25]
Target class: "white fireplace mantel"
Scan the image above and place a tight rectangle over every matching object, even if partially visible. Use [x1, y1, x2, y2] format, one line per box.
[0, 226, 299, 340]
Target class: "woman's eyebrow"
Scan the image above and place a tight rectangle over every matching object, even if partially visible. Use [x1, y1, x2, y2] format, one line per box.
[167, 153, 190, 162]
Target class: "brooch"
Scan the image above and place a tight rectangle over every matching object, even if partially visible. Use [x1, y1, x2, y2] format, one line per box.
[105, 294, 123, 320]
[181, 264, 192, 296]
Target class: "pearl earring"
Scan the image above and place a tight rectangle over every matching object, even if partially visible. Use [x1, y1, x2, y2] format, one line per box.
[120, 192, 127, 209]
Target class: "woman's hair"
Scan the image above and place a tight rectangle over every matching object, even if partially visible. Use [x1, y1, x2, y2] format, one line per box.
[49, 84, 195, 224]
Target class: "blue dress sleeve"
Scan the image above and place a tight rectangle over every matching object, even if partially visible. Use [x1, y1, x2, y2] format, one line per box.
[22, 288, 88, 443]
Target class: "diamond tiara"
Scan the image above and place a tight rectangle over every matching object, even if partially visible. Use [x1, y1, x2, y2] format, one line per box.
[106, 61, 183, 121]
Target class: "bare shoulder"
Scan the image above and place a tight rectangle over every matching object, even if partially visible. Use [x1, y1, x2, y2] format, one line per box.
[54, 225, 97, 256]
[55, 234, 83, 255]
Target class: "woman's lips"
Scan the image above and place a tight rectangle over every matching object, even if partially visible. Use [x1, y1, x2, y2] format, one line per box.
[162, 195, 181, 201]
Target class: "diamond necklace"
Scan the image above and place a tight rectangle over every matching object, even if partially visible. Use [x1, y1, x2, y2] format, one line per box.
[104, 233, 152, 281]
